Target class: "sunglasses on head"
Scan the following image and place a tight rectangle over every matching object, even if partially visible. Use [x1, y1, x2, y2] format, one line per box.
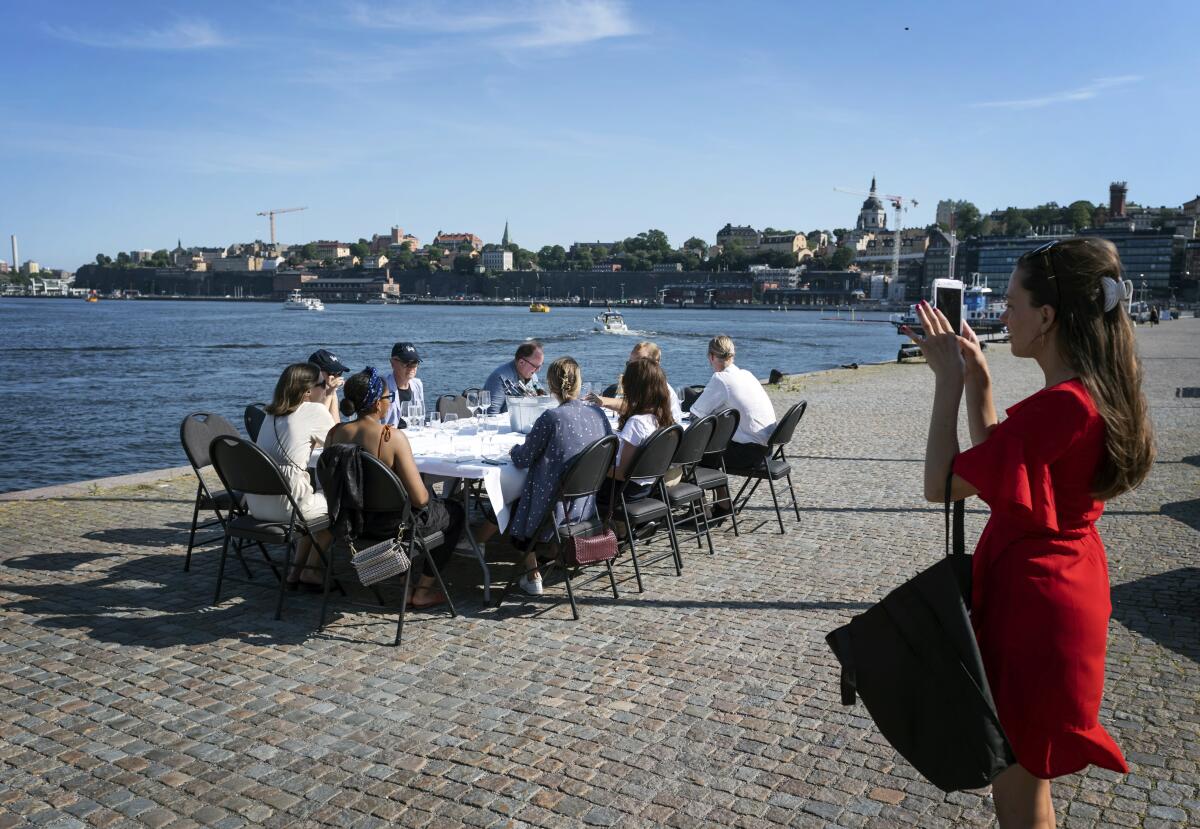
[1027, 240, 1061, 306]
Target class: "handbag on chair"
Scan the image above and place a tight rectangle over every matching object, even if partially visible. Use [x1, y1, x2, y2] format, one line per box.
[824, 468, 1014, 792]
[562, 480, 618, 567]
[349, 529, 411, 587]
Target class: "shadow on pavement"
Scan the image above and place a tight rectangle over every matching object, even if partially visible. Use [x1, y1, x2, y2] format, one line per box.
[1111, 566, 1199, 663]
[1160, 498, 1200, 533]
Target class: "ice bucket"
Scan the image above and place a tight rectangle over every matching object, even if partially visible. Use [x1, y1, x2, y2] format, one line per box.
[507, 395, 557, 434]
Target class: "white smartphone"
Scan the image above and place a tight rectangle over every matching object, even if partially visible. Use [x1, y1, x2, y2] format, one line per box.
[932, 278, 964, 335]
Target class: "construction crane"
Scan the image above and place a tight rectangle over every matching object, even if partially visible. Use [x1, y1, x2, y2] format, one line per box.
[834, 184, 918, 287]
[256, 206, 307, 246]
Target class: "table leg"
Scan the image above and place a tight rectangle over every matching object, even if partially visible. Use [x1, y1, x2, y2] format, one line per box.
[451, 477, 492, 603]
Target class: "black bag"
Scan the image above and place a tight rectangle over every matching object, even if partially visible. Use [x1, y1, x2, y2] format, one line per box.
[824, 472, 1014, 792]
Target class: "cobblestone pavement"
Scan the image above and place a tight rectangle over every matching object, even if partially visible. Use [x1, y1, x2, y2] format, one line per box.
[0, 320, 1196, 829]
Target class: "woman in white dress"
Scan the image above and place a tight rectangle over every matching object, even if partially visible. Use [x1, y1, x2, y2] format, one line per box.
[244, 362, 335, 589]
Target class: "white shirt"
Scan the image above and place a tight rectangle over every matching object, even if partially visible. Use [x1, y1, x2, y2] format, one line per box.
[689, 363, 777, 446]
[245, 401, 335, 521]
[617, 413, 660, 484]
[667, 385, 684, 424]
[382, 374, 424, 427]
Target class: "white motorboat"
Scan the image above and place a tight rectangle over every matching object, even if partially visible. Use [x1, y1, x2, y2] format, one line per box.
[283, 289, 324, 311]
[593, 309, 628, 333]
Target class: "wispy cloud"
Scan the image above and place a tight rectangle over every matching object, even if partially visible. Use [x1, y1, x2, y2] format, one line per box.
[45, 19, 230, 50]
[972, 75, 1142, 110]
[347, 0, 639, 49]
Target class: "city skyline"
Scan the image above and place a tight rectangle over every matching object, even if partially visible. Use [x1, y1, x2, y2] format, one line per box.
[2, 0, 1198, 270]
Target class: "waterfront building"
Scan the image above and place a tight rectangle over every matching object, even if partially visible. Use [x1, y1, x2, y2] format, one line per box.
[716, 224, 760, 249]
[1080, 227, 1187, 294]
[433, 231, 483, 252]
[760, 270, 866, 306]
[757, 232, 808, 257]
[958, 235, 1070, 287]
[315, 241, 350, 260]
[361, 254, 389, 270]
[0, 260, 9, 273]
[210, 255, 262, 272]
[592, 262, 622, 272]
[1183, 195, 1200, 221]
[130, 249, 154, 263]
[1185, 239, 1200, 299]
[373, 226, 420, 254]
[922, 228, 957, 294]
[935, 200, 957, 228]
[481, 249, 513, 271]
[20, 261, 41, 275]
[652, 262, 683, 273]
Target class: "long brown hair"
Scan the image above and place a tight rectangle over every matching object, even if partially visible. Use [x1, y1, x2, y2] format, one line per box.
[266, 363, 319, 417]
[619, 358, 675, 431]
[1016, 237, 1154, 498]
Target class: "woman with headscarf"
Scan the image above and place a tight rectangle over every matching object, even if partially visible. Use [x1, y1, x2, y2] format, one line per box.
[325, 367, 464, 609]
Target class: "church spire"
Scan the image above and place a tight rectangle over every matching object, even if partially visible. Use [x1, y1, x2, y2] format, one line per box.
[869, 176, 877, 193]
[501, 221, 510, 247]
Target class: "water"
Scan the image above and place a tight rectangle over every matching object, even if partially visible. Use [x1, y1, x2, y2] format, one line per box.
[0, 298, 902, 493]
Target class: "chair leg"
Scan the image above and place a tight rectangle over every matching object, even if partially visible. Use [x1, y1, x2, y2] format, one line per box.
[623, 524, 645, 593]
[274, 542, 291, 620]
[317, 540, 336, 631]
[696, 495, 716, 556]
[562, 565, 579, 620]
[766, 475, 786, 534]
[395, 563, 414, 646]
[661, 495, 682, 576]
[212, 534, 231, 605]
[184, 486, 203, 572]
[253, 541, 279, 581]
[786, 471, 801, 522]
[424, 546, 457, 619]
[605, 560, 619, 598]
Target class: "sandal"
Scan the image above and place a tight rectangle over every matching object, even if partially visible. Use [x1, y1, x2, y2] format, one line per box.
[407, 591, 447, 610]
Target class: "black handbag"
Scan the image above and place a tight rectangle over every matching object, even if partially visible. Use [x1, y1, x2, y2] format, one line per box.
[824, 470, 1015, 792]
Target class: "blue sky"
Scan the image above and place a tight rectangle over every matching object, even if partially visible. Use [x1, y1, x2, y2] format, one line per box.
[3, 0, 1197, 270]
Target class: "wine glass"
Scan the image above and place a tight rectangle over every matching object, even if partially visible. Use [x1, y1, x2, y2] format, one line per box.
[478, 390, 491, 421]
[443, 413, 459, 429]
[398, 401, 411, 427]
[428, 411, 442, 429]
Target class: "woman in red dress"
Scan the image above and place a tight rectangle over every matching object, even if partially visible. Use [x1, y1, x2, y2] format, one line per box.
[906, 238, 1154, 828]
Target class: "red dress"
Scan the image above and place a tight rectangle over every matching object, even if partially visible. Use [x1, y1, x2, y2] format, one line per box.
[953, 379, 1128, 780]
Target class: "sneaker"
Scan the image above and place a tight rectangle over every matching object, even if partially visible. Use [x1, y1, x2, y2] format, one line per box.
[518, 573, 544, 596]
[634, 521, 659, 541]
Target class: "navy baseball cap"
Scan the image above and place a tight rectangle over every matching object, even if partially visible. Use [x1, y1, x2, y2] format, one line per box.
[308, 349, 350, 374]
[391, 342, 422, 363]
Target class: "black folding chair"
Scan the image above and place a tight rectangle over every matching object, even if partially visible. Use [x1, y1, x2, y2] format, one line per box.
[666, 415, 717, 558]
[495, 435, 620, 619]
[243, 403, 268, 442]
[436, 394, 473, 420]
[179, 413, 248, 573]
[612, 425, 683, 593]
[690, 408, 742, 536]
[316, 451, 457, 645]
[726, 401, 808, 534]
[680, 385, 707, 413]
[208, 435, 333, 621]
[601, 383, 619, 398]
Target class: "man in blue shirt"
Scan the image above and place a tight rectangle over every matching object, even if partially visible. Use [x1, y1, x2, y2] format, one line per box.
[483, 340, 543, 414]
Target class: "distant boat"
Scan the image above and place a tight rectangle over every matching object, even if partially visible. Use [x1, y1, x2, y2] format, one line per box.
[85, 291, 99, 303]
[529, 302, 550, 313]
[284, 289, 324, 311]
[594, 309, 628, 333]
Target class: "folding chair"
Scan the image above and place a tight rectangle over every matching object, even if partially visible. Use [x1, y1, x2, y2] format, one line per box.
[435, 394, 473, 420]
[665, 415, 717, 558]
[208, 435, 333, 621]
[317, 451, 457, 645]
[690, 408, 742, 536]
[243, 403, 268, 442]
[612, 425, 683, 593]
[726, 401, 808, 534]
[179, 413, 246, 573]
[495, 435, 620, 619]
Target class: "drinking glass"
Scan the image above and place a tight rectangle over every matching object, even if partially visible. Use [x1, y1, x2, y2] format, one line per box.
[428, 411, 442, 429]
[443, 413, 459, 428]
[478, 390, 491, 419]
[464, 390, 479, 420]
[398, 402, 411, 426]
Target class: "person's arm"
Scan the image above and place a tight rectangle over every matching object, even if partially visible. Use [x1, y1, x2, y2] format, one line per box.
[389, 430, 430, 508]
[687, 376, 724, 419]
[483, 367, 505, 414]
[960, 323, 997, 446]
[509, 411, 553, 469]
[610, 439, 638, 481]
[908, 303, 979, 502]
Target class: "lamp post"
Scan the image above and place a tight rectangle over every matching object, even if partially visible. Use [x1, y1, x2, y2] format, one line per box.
[620, 282, 625, 303]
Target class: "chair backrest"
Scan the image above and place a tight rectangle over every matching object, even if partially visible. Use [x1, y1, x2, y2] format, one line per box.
[209, 435, 291, 498]
[358, 452, 415, 516]
[766, 400, 808, 449]
[671, 415, 716, 468]
[704, 408, 741, 456]
[461, 387, 483, 398]
[180, 412, 240, 471]
[625, 424, 683, 482]
[436, 394, 473, 419]
[243, 403, 268, 442]
[558, 435, 619, 500]
[681, 385, 707, 413]
[601, 383, 619, 398]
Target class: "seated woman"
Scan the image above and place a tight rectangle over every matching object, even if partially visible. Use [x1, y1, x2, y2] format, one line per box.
[244, 363, 335, 590]
[598, 357, 676, 519]
[503, 357, 612, 596]
[588, 341, 684, 423]
[325, 367, 464, 609]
